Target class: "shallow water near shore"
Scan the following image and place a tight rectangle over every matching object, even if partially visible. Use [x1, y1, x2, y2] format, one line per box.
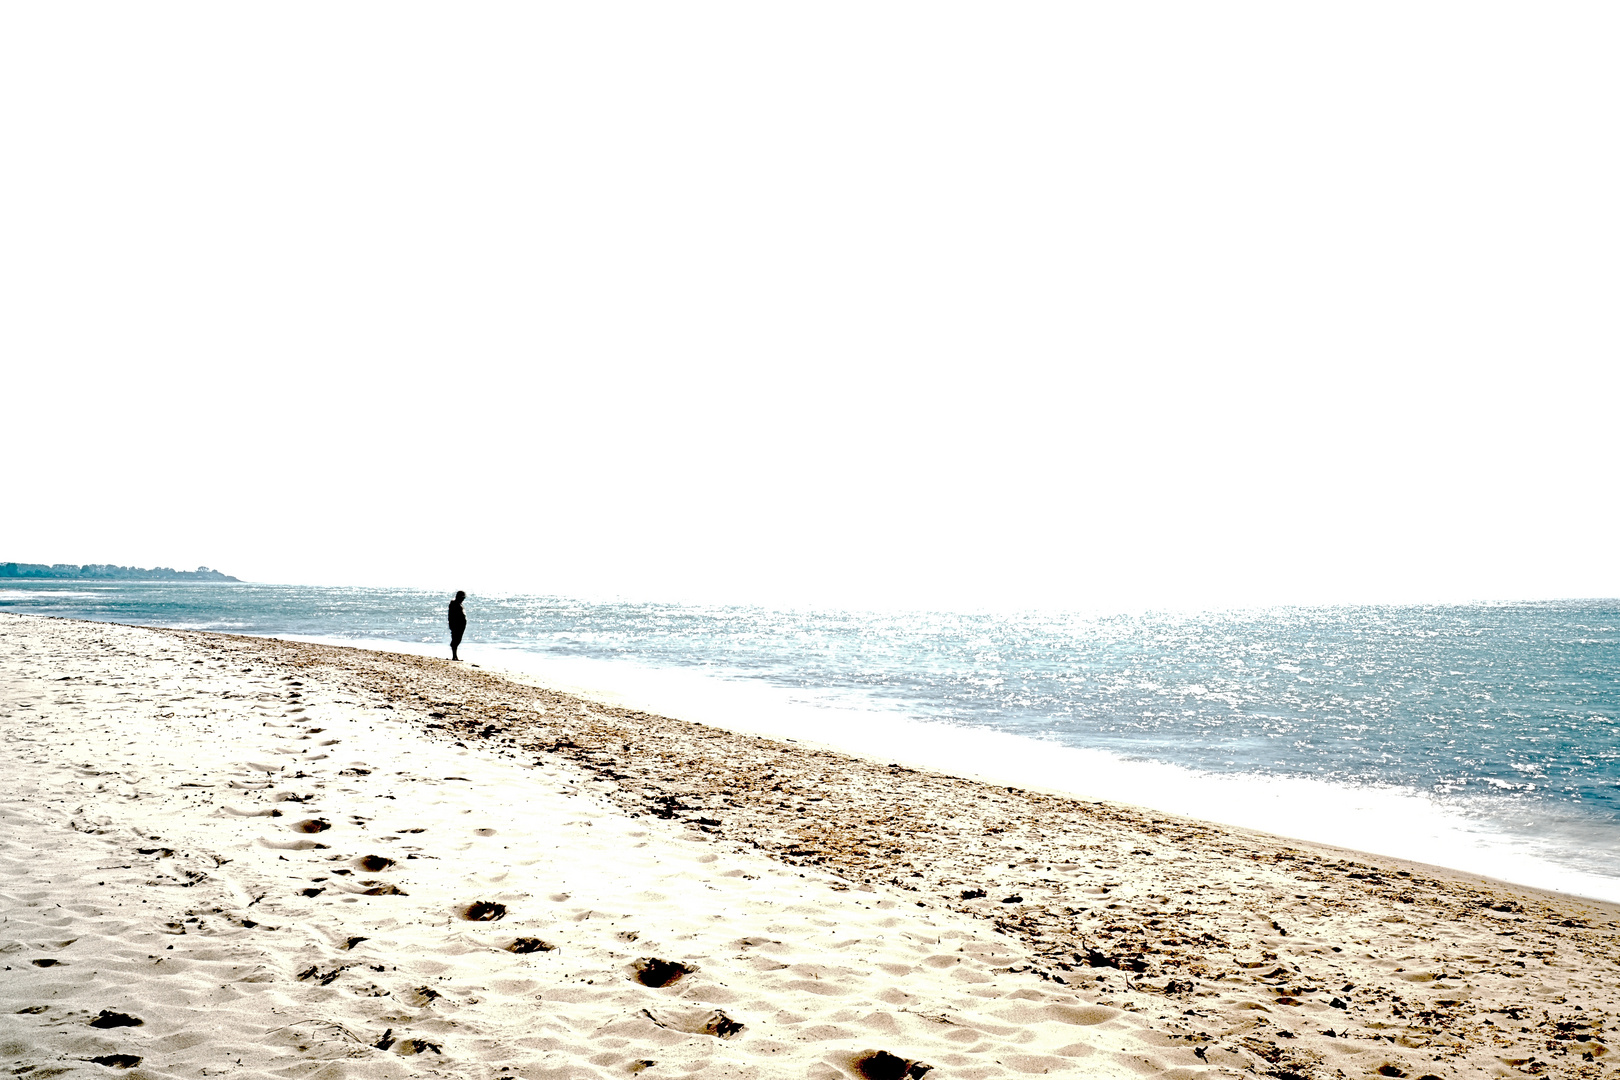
[5, 581, 1618, 900]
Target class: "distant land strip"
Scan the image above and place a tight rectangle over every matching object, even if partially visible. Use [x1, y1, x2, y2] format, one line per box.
[0, 561, 239, 581]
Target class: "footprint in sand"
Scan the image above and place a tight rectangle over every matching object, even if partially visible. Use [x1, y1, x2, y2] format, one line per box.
[461, 901, 507, 921]
[507, 937, 556, 954]
[291, 818, 331, 833]
[843, 1050, 935, 1079]
[356, 855, 396, 872]
[642, 1007, 744, 1039]
[259, 837, 328, 850]
[88, 1011, 143, 1029]
[631, 958, 696, 988]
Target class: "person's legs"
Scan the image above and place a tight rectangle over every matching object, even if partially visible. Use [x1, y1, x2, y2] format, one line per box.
[451, 628, 463, 661]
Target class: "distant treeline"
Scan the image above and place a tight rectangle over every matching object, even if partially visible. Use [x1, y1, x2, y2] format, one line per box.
[0, 562, 240, 582]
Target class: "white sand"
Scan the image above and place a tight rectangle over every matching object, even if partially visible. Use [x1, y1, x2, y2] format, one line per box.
[1, 616, 1184, 1079]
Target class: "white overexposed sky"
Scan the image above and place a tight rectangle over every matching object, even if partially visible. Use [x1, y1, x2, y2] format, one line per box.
[2, 3, 1616, 611]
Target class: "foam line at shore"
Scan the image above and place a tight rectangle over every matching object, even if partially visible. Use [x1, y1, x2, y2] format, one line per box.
[280, 634, 1620, 903]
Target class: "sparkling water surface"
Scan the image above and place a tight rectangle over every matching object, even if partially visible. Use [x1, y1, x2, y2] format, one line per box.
[6, 582, 1618, 896]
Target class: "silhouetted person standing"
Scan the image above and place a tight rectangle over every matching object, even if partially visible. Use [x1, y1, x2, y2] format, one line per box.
[448, 591, 467, 661]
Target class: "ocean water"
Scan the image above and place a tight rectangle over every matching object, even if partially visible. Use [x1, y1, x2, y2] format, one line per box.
[5, 581, 1618, 901]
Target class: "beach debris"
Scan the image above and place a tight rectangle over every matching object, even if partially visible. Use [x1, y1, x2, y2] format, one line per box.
[1000, 895, 1023, 904]
[398, 1038, 443, 1055]
[31, 958, 60, 967]
[88, 1010, 144, 1028]
[960, 888, 986, 899]
[297, 964, 345, 985]
[508, 937, 556, 954]
[373, 1028, 395, 1051]
[461, 900, 507, 921]
[629, 1062, 656, 1075]
[649, 794, 687, 819]
[1077, 948, 1148, 973]
[848, 1048, 934, 1079]
[631, 957, 696, 988]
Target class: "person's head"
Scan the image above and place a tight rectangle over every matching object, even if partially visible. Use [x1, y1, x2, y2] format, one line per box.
[454, 590, 466, 601]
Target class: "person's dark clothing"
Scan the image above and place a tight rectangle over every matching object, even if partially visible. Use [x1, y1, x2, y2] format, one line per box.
[449, 599, 466, 651]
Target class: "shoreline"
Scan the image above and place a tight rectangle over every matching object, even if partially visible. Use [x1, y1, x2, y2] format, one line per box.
[3, 587, 1617, 904]
[200, 631, 1620, 911]
[4, 614, 1618, 1080]
[85, 624, 1620, 905]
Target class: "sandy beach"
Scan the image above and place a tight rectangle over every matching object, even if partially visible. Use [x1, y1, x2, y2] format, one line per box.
[3, 615, 1616, 1080]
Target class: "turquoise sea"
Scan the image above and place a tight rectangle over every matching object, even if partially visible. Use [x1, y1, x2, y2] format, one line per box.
[5, 581, 1617, 900]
